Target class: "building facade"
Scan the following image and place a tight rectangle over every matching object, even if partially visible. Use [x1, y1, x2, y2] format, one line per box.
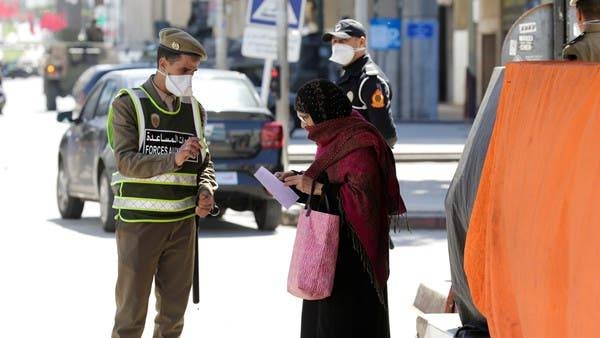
[103, 0, 561, 121]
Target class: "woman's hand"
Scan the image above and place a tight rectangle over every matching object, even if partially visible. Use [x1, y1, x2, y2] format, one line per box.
[284, 174, 323, 195]
[274, 171, 296, 182]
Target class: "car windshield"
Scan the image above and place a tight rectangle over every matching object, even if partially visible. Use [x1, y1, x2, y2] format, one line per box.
[193, 77, 260, 111]
[125, 74, 260, 111]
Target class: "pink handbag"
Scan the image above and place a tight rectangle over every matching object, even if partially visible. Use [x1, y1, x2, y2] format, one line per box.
[287, 186, 340, 300]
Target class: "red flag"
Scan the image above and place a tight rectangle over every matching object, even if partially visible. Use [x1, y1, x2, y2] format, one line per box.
[40, 11, 68, 32]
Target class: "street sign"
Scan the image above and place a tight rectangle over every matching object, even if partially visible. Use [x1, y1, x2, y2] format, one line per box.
[369, 18, 401, 50]
[242, 0, 306, 62]
[246, 0, 306, 30]
[407, 21, 436, 39]
[241, 25, 302, 62]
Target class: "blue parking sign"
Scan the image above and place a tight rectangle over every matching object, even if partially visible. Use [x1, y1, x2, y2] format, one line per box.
[369, 18, 401, 50]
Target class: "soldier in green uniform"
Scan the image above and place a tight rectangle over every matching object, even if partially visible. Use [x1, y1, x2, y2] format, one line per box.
[107, 28, 218, 338]
[563, 0, 600, 61]
[323, 19, 398, 148]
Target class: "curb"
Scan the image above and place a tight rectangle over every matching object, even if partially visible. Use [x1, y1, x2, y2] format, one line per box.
[281, 207, 446, 230]
[407, 212, 447, 229]
[289, 153, 462, 164]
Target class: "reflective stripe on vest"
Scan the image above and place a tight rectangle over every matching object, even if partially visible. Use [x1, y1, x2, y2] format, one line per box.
[113, 196, 196, 212]
[111, 172, 197, 186]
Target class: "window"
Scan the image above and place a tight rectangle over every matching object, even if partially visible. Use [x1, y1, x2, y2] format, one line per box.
[96, 79, 119, 117]
[80, 83, 103, 121]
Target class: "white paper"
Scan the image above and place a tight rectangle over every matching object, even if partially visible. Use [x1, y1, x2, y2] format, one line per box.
[253, 166, 300, 209]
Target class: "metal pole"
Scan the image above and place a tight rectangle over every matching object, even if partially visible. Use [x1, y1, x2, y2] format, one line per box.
[277, 0, 289, 169]
[260, 58, 273, 106]
[355, 0, 368, 26]
[216, 0, 227, 70]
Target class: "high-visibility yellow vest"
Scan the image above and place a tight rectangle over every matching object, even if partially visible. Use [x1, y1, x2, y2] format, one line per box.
[107, 87, 209, 223]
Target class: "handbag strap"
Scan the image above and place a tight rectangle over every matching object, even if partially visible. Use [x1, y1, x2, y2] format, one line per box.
[305, 176, 331, 216]
[305, 179, 318, 216]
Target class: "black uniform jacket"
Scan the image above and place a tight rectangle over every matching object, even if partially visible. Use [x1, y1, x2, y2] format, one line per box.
[336, 55, 397, 145]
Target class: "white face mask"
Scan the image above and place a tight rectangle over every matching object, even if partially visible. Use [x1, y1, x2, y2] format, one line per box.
[158, 69, 193, 97]
[329, 44, 365, 66]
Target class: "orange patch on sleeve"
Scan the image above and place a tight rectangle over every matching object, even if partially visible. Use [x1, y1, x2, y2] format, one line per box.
[371, 89, 385, 108]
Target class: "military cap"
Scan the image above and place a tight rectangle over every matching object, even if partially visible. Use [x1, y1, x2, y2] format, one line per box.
[322, 19, 366, 42]
[159, 27, 207, 60]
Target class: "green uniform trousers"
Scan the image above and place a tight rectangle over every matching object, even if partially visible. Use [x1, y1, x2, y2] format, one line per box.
[112, 218, 196, 338]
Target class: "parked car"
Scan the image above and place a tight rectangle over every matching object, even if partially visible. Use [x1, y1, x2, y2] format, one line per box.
[1, 61, 34, 78]
[71, 62, 153, 111]
[56, 68, 284, 232]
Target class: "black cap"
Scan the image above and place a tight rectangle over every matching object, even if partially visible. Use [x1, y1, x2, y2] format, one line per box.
[322, 19, 366, 42]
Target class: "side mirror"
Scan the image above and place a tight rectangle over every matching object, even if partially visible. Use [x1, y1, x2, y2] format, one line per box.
[56, 110, 75, 123]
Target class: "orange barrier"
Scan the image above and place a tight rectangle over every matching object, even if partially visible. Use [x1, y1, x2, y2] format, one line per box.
[465, 62, 600, 338]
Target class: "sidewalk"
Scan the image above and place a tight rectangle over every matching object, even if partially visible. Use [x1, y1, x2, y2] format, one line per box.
[284, 116, 472, 229]
[289, 121, 470, 163]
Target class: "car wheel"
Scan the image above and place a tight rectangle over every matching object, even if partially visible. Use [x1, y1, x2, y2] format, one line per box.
[46, 83, 58, 111]
[99, 168, 116, 232]
[254, 199, 281, 231]
[56, 161, 84, 219]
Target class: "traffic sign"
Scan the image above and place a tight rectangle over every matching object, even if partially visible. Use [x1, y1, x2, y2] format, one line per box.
[246, 0, 306, 30]
[242, 0, 306, 61]
[369, 18, 401, 50]
[241, 25, 302, 62]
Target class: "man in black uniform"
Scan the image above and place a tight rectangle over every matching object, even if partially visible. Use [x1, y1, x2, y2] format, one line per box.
[323, 19, 397, 147]
[563, 0, 600, 61]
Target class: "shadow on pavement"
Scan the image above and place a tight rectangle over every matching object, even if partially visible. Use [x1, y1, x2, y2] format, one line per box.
[47, 216, 275, 239]
[48, 217, 114, 239]
[198, 217, 276, 238]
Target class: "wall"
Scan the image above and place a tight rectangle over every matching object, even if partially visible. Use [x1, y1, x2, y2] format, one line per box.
[476, 0, 500, 101]
[120, 0, 154, 49]
[451, 0, 470, 106]
[323, 0, 355, 30]
[401, 0, 439, 119]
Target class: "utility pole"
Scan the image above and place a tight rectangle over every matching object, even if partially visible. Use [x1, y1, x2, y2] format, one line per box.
[355, 0, 369, 26]
[215, 0, 227, 70]
[277, 0, 290, 169]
